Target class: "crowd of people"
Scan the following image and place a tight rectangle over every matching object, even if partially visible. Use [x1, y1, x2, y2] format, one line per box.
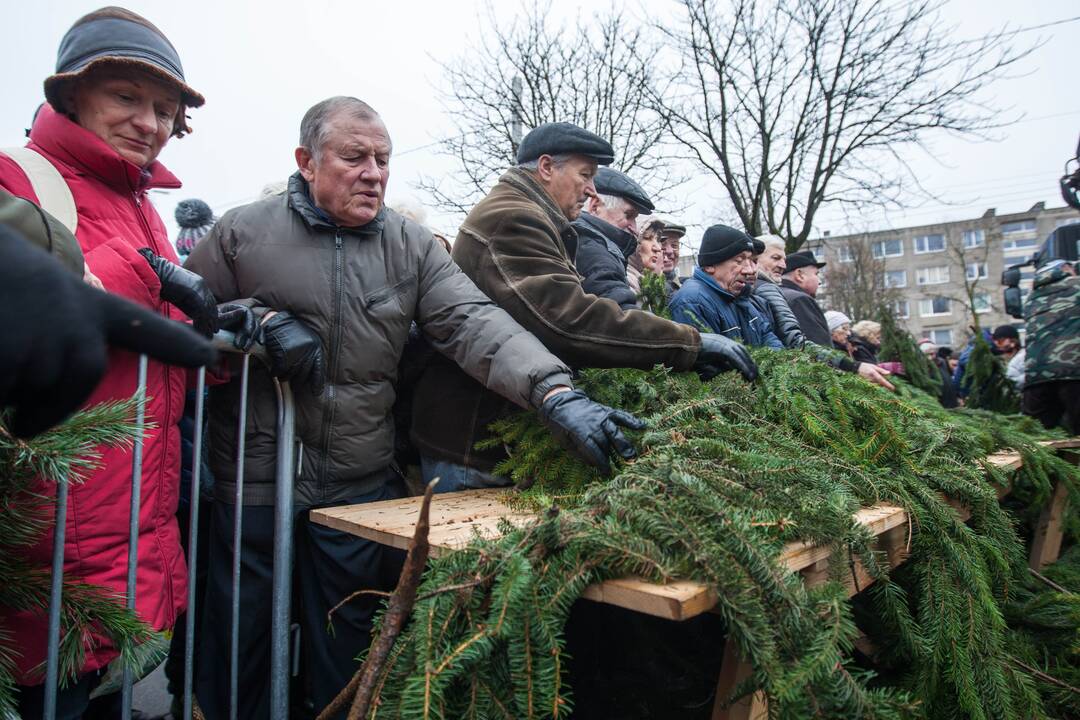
[1, 6, 1077, 720]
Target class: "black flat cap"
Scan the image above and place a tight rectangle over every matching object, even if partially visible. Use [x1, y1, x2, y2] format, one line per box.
[751, 237, 765, 255]
[783, 250, 826, 273]
[661, 222, 687, 238]
[697, 225, 756, 267]
[516, 122, 615, 165]
[594, 167, 653, 214]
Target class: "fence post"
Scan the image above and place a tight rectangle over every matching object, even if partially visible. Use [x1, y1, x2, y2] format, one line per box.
[270, 380, 297, 718]
[121, 354, 149, 720]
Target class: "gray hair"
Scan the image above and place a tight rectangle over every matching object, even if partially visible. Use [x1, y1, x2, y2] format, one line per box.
[517, 153, 574, 172]
[595, 193, 630, 210]
[755, 234, 787, 253]
[299, 96, 382, 161]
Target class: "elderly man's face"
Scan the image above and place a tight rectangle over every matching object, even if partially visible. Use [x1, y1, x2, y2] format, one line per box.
[540, 155, 598, 221]
[661, 234, 682, 272]
[705, 251, 755, 295]
[758, 246, 786, 282]
[589, 195, 639, 236]
[789, 266, 820, 297]
[296, 113, 391, 227]
[66, 68, 180, 168]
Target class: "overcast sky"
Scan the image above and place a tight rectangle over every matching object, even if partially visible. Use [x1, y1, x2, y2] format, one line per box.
[3, 1, 1077, 255]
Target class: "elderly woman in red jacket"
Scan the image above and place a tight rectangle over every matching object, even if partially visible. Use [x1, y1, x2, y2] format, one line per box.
[0, 7, 230, 717]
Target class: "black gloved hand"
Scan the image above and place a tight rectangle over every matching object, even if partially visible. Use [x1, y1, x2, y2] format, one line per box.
[217, 303, 261, 351]
[1, 226, 217, 438]
[695, 333, 758, 382]
[261, 311, 326, 395]
[538, 389, 646, 474]
[138, 247, 219, 336]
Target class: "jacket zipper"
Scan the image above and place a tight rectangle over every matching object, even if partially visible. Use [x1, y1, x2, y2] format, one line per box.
[317, 232, 345, 500]
[130, 189, 176, 622]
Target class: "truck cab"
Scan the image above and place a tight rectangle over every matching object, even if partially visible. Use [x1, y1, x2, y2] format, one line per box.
[1003, 222, 1080, 317]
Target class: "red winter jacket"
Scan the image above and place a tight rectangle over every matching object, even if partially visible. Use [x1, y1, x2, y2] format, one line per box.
[0, 104, 188, 683]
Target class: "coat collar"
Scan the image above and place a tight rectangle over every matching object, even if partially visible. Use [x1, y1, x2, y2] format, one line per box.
[500, 168, 578, 258]
[574, 211, 638, 259]
[286, 172, 385, 235]
[28, 103, 180, 194]
[781, 278, 811, 296]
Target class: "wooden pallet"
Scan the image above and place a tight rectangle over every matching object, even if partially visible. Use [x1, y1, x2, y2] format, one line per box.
[308, 438, 1079, 719]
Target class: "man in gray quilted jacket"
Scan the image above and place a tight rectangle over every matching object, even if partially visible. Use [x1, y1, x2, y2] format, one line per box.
[185, 96, 643, 719]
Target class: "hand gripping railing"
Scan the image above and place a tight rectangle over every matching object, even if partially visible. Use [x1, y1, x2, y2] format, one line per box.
[41, 330, 298, 720]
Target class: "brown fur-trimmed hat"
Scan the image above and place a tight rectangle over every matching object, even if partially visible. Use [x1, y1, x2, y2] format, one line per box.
[44, 7, 204, 136]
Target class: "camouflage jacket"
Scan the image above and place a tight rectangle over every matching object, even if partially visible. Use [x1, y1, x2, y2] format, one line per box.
[1024, 262, 1080, 387]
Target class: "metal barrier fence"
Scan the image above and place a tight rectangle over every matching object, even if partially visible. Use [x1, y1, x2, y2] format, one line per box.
[41, 332, 298, 720]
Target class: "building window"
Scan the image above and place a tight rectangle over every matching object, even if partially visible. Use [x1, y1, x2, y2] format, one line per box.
[1002, 236, 1038, 251]
[872, 239, 903, 259]
[892, 299, 910, 319]
[836, 246, 853, 263]
[916, 266, 950, 285]
[929, 329, 953, 346]
[919, 297, 951, 317]
[963, 229, 985, 248]
[914, 233, 946, 254]
[1001, 219, 1036, 235]
[973, 292, 992, 314]
[879, 270, 907, 288]
[965, 262, 988, 280]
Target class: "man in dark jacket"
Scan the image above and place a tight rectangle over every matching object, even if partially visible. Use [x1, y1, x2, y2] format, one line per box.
[780, 250, 894, 389]
[670, 225, 783, 348]
[185, 99, 643, 718]
[574, 167, 654, 310]
[411, 122, 757, 486]
[1022, 260, 1080, 433]
[780, 251, 832, 345]
[751, 234, 804, 348]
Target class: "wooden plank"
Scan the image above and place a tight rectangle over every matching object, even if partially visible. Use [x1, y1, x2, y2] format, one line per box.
[310, 439, 1079, 620]
[310, 490, 534, 557]
[1029, 478, 1071, 570]
[712, 637, 768, 720]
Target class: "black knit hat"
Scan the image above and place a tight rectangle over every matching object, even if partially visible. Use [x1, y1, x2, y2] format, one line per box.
[45, 7, 203, 136]
[697, 225, 756, 267]
[516, 122, 615, 165]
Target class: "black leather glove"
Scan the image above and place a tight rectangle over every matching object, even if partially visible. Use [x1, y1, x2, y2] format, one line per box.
[538, 389, 646, 474]
[261, 312, 326, 395]
[695, 333, 758, 381]
[138, 247, 219, 336]
[1, 226, 216, 438]
[217, 303, 261, 351]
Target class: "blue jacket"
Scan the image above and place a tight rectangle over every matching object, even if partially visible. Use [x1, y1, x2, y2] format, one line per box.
[953, 329, 992, 397]
[670, 267, 784, 349]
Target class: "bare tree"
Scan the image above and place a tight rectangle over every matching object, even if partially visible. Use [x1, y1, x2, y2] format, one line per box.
[941, 226, 997, 333]
[819, 235, 899, 321]
[656, 0, 1032, 251]
[417, 2, 679, 216]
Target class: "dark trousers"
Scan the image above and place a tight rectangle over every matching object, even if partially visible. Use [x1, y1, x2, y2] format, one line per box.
[16, 672, 97, 720]
[195, 480, 405, 720]
[1023, 380, 1080, 435]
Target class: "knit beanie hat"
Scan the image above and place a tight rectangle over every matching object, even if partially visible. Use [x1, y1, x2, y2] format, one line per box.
[174, 198, 215, 255]
[697, 224, 755, 267]
[824, 310, 852, 333]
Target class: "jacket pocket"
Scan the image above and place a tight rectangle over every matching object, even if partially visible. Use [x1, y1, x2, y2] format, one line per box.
[365, 274, 415, 317]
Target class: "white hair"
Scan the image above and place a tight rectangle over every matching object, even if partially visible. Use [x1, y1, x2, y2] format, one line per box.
[517, 153, 574, 171]
[390, 198, 428, 225]
[299, 96, 384, 161]
[755, 234, 786, 253]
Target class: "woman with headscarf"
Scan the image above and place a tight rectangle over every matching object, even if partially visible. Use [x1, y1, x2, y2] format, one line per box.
[0, 8, 231, 717]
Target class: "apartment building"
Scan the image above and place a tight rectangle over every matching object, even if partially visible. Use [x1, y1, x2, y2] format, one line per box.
[808, 203, 1080, 349]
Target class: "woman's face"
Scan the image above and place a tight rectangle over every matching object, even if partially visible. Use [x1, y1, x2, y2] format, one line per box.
[638, 234, 663, 273]
[832, 323, 852, 345]
[67, 68, 180, 168]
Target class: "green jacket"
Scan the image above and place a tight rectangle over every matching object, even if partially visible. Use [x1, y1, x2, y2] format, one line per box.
[0, 188, 84, 275]
[186, 173, 572, 506]
[1024, 262, 1080, 387]
[411, 168, 700, 470]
